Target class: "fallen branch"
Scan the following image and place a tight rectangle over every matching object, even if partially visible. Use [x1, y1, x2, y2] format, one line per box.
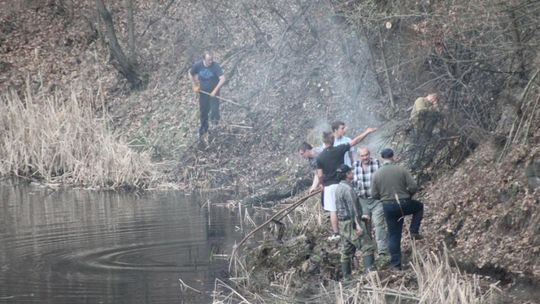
[213, 278, 253, 303]
[229, 124, 253, 129]
[232, 189, 322, 255]
[178, 278, 202, 294]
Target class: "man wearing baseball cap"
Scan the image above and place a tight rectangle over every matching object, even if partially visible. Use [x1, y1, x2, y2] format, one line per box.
[335, 164, 375, 279]
[371, 148, 424, 270]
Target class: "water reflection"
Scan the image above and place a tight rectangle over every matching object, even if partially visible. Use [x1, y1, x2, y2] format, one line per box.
[0, 181, 239, 304]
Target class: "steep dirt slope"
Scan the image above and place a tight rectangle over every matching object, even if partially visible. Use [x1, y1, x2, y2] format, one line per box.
[0, 1, 117, 97]
[422, 139, 540, 282]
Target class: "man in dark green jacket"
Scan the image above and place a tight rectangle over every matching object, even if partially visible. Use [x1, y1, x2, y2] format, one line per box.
[371, 148, 424, 270]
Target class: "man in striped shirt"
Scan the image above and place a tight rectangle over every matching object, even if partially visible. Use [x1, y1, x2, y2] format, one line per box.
[353, 147, 389, 262]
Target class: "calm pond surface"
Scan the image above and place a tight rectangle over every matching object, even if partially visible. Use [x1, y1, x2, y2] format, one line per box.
[0, 181, 241, 304]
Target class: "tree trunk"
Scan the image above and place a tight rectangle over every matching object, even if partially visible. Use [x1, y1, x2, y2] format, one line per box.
[95, 0, 143, 89]
[126, 0, 136, 65]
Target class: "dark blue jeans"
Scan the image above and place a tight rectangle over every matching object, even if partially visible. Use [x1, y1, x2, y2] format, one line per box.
[382, 199, 423, 269]
[198, 93, 220, 135]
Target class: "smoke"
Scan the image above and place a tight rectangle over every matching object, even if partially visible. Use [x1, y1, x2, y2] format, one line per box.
[135, 0, 390, 155]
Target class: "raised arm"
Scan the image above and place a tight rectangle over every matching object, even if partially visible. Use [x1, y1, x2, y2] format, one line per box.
[348, 127, 377, 147]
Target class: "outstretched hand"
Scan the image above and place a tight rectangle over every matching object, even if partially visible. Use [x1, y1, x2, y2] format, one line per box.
[366, 127, 377, 133]
[350, 127, 378, 146]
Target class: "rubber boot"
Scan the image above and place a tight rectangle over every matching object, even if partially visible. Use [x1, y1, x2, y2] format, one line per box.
[341, 260, 352, 281]
[363, 254, 375, 273]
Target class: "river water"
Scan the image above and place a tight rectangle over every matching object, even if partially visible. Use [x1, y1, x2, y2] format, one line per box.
[0, 181, 240, 304]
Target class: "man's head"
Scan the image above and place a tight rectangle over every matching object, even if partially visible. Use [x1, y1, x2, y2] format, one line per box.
[380, 148, 394, 160]
[322, 131, 335, 147]
[336, 164, 353, 181]
[202, 52, 214, 67]
[358, 147, 371, 165]
[426, 93, 439, 106]
[298, 142, 314, 159]
[331, 121, 346, 138]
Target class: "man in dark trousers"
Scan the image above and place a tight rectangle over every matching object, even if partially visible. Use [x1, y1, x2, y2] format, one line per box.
[188, 51, 226, 140]
[371, 148, 424, 270]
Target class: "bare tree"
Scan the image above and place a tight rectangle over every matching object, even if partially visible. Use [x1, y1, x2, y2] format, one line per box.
[126, 0, 136, 65]
[95, 0, 143, 89]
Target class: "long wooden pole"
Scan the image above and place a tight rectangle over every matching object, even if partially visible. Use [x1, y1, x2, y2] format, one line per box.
[232, 189, 322, 256]
[199, 90, 249, 109]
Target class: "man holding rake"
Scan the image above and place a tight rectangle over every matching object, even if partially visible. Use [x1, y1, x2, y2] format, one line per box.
[188, 51, 226, 141]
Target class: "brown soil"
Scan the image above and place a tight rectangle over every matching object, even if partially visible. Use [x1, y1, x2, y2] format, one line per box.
[422, 140, 540, 283]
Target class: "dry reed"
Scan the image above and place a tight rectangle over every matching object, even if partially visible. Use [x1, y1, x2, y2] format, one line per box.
[0, 82, 159, 189]
[216, 197, 500, 303]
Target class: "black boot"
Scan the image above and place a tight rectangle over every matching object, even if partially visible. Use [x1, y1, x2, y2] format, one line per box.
[363, 254, 375, 273]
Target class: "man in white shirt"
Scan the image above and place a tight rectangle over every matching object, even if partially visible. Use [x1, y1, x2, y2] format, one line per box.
[331, 121, 354, 167]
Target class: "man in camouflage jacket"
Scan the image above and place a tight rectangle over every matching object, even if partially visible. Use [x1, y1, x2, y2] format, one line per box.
[335, 164, 375, 279]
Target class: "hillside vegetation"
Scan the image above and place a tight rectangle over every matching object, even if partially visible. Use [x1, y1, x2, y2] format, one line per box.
[0, 0, 539, 301]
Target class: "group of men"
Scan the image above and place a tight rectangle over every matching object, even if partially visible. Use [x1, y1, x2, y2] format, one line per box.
[299, 121, 424, 276]
[188, 51, 434, 276]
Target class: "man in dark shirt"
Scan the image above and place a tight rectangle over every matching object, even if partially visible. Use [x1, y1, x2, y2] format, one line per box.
[188, 52, 226, 139]
[313, 127, 377, 240]
[371, 148, 424, 270]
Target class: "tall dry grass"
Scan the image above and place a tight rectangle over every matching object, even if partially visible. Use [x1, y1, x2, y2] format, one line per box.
[216, 197, 500, 303]
[0, 83, 159, 189]
[410, 245, 499, 304]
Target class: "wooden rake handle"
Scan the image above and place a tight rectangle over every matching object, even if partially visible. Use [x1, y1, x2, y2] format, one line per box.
[199, 90, 248, 109]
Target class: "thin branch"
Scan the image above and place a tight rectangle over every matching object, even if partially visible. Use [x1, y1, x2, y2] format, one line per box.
[141, 0, 176, 37]
[378, 28, 395, 108]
